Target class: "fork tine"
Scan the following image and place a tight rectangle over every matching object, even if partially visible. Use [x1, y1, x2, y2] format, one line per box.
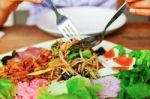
[67, 24, 80, 40]
[58, 27, 70, 41]
[62, 26, 76, 40]
[67, 22, 81, 40]
[65, 25, 76, 38]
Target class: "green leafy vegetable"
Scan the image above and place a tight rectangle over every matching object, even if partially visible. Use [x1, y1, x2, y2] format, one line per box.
[117, 64, 150, 99]
[0, 79, 16, 99]
[115, 50, 150, 99]
[128, 50, 150, 66]
[66, 76, 100, 99]
[38, 76, 102, 99]
[47, 80, 68, 95]
[126, 83, 150, 99]
[114, 45, 126, 55]
[38, 88, 79, 99]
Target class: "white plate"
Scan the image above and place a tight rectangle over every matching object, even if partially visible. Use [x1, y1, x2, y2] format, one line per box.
[36, 7, 127, 36]
[0, 39, 130, 58]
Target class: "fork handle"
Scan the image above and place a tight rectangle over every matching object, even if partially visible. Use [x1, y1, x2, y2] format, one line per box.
[98, 2, 127, 38]
[43, 0, 60, 16]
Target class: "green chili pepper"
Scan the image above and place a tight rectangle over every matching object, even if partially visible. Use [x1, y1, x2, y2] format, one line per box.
[67, 53, 79, 62]
[69, 47, 79, 53]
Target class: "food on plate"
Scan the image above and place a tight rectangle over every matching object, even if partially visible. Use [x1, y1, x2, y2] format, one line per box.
[0, 79, 16, 99]
[92, 76, 120, 99]
[117, 50, 150, 99]
[98, 46, 136, 76]
[102, 45, 126, 59]
[16, 79, 48, 99]
[38, 75, 102, 99]
[0, 39, 150, 99]
[0, 40, 101, 84]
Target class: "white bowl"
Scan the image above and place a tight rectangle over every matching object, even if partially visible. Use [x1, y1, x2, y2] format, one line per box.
[36, 7, 127, 36]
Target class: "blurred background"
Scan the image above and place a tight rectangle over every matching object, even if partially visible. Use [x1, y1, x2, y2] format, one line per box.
[5, 0, 149, 26]
[1, 0, 150, 53]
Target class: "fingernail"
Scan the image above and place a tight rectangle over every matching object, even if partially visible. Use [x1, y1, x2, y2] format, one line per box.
[129, 8, 136, 13]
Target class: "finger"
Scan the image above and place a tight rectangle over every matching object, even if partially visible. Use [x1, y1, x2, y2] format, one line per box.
[129, 0, 150, 9]
[10, 0, 43, 3]
[129, 8, 150, 16]
[126, 0, 140, 3]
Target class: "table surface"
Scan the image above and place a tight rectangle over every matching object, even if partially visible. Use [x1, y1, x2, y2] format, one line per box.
[0, 22, 150, 54]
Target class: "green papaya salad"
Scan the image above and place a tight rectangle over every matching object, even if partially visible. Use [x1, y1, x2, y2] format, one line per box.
[0, 40, 150, 99]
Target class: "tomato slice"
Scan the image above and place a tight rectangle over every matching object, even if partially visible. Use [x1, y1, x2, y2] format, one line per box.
[104, 49, 116, 58]
[114, 56, 134, 66]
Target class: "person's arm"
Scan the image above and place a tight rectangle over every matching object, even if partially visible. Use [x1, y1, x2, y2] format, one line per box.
[0, 0, 42, 26]
[0, 10, 11, 26]
[126, 0, 150, 16]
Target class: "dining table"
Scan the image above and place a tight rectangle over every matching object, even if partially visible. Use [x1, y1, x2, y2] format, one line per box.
[0, 22, 150, 54]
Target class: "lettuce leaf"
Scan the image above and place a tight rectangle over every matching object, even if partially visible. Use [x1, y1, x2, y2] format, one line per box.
[47, 80, 68, 95]
[126, 83, 150, 99]
[0, 79, 16, 99]
[66, 76, 101, 99]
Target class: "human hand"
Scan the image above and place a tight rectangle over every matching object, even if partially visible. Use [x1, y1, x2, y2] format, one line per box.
[126, 0, 150, 16]
[0, 0, 43, 12]
[0, 0, 43, 26]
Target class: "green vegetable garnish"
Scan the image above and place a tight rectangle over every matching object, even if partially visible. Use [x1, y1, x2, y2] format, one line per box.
[109, 49, 150, 99]
[51, 43, 58, 51]
[69, 47, 79, 53]
[0, 79, 16, 99]
[114, 45, 126, 55]
[67, 53, 79, 62]
[38, 76, 102, 99]
[126, 83, 150, 99]
[47, 80, 68, 95]
[82, 50, 92, 58]
[128, 50, 150, 66]
[117, 64, 150, 99]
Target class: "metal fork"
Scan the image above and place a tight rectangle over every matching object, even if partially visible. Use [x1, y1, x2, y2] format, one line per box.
[43, 0, 81, 41]
[73, 2, 127, 49]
